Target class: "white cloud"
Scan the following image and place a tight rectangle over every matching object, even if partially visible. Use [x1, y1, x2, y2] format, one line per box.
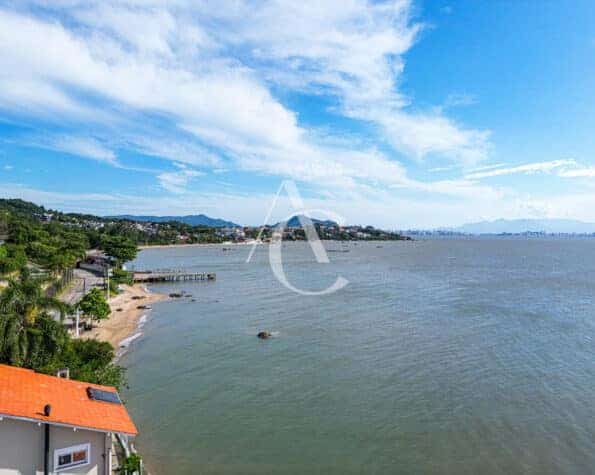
[157, 166, 204, 193]
[558, 166, 595, 178]
[45, 136, 118, 164]
[11, 1, 589, 226]
[467, 162, 507, 173]
[464, 159, 576, 180]
[202, 0, 490, 163]
[0, 8, 301, 158]
[0, 1, 491, 197]
[374, 111, 490, 164]
[126, 135, 222, 169]
[442, 93, 477, 109]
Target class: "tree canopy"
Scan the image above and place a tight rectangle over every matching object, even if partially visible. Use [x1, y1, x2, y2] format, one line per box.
[101, 235, 138, 265]
[0, 244, 27, 275]
[79, 288, 111, 321]
[0, 269, 70, 366]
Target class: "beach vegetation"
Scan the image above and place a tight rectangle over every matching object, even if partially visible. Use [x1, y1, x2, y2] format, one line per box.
[0, 268, 69, 324]
[101, 235, 138, 266]
[0, 268, 125, 389]
[111, 268, 134, 285]
[119, 453, 142, 474]
[79, 288, 111, 321]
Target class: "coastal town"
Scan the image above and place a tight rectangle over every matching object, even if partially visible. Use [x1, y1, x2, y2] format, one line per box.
[1, 199, 411, 246]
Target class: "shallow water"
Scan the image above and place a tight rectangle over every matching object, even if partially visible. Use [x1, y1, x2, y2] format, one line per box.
[121, 239, 595, 474]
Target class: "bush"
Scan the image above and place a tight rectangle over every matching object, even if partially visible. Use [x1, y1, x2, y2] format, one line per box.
[119, 453, 142, 474]
[112, 268, 133, 286]
[79, 288, 111, 321]
[0, 244, 27, 275]
[58, 339, 126, 389]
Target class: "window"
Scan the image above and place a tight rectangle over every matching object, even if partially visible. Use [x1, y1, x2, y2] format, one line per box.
[54, 443, 90, 472]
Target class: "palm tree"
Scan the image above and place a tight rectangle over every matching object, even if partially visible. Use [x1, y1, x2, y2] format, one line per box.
[0, 268, 70, 366]
[0, 268, 69, 323]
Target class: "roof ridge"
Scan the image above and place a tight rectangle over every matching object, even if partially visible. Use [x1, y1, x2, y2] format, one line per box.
[0, 364, 118, 392]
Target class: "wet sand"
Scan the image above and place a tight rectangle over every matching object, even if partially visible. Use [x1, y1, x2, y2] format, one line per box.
[84, 284, 167, 349]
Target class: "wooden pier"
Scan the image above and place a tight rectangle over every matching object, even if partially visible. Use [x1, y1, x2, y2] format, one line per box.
[133, 269, 216, 283]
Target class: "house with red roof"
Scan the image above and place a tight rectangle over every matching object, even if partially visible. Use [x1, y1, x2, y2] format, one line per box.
[0, 364, 138, 474]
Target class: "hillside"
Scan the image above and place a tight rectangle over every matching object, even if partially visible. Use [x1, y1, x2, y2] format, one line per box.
[282, 215, 338, 228]
[110, 214, 240, 228]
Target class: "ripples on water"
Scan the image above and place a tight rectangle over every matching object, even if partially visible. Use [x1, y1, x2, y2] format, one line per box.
[122, 239, 595, 474]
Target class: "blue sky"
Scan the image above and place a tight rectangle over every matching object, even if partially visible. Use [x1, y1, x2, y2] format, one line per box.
[0, 0, 594, 228]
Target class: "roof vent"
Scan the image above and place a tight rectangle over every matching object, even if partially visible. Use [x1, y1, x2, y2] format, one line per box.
[87, 387, 122, 404]
[43, 404, 51, 417]
[56, 368, 70, 379]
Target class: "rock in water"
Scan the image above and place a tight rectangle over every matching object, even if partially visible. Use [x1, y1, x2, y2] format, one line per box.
[257, 331, 271, 339]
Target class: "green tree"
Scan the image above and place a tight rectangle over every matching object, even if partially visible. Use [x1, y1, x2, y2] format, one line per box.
[79, 288, 111, 321]
[0, 268, 69, 324]
[0, 312, 70, 368]
[119, 454, 142, 474]
[47, 339, 126, 389]
[101, 236, 138, 266]
[0, 244, 27, 275]
[7, 218, 34, 245]
[0, 269, 70, 366]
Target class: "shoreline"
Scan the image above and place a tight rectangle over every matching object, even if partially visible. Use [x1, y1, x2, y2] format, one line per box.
[82, 284, 167, 353]
[136, 239, 406, 250]
[138, 241, 261, 250]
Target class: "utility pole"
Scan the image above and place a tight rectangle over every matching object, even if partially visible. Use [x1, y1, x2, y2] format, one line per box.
[75, 307, 80, 338]
[106, 265, 110, 301]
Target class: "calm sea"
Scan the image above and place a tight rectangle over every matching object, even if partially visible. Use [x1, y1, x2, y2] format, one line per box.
[122, 239, 595, 474]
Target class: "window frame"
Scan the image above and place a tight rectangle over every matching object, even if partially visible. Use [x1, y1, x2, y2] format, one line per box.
[53, 443, 91, 472]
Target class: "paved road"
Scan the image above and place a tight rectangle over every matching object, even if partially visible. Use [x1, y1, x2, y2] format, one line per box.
[60, 268, 105, 306]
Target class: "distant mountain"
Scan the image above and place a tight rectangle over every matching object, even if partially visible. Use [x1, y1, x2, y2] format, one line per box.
[110, 214, 240, 228]
[281, 215, 338, 228]
[451, 218, 595, 235]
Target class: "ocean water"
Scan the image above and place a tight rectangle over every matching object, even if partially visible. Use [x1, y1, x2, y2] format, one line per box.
[121, 239, 595, 474]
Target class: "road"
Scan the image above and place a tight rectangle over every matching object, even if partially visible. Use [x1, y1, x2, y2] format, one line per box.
[59, 268, 105, 306]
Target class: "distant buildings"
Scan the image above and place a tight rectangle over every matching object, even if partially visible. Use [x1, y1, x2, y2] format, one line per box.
[78, 250, 112, 274]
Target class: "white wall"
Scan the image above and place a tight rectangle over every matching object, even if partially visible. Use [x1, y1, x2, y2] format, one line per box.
[0, 417, 108, 475]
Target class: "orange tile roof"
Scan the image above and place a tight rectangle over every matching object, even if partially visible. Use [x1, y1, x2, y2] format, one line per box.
[0, 364, 137, 435]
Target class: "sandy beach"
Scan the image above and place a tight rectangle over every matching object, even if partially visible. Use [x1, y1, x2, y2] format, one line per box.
[83, 284, 167, 350]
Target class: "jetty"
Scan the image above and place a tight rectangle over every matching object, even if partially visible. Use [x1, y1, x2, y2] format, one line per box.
[133, 269, 216, 283]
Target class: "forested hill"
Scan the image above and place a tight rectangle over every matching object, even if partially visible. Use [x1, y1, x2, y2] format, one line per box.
[0, 199, 410, 265]
[0, 198, 227, 247]
[110, 214, 239, 227]
[0, 198, 234, 275]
